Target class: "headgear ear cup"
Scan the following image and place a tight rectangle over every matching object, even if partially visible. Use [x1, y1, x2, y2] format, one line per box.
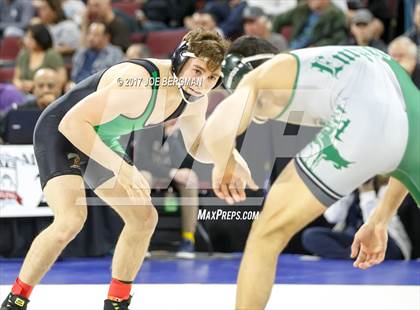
[171, 41, 190, 76]
[222, 54, 254, 92]
[222, 53, 276, 92]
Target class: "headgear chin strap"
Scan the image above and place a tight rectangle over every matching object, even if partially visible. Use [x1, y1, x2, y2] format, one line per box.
[172, 73, 203, 104]
[171, 41, 223, 103]
[222, 53, 275, 92]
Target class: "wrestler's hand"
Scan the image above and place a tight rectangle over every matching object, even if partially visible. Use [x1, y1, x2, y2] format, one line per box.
[351, 221, 388, 269]
[117, 161, 151, 202]
[212, 151, 258, 205]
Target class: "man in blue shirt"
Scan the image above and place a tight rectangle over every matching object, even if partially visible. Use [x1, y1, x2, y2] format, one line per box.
[71, 21, 124, 83]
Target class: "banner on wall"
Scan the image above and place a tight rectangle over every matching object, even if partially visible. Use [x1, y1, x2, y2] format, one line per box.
[0, 145, 52, 217]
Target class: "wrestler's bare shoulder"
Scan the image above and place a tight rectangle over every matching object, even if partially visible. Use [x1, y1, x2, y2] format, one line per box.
[97, 59, 172, 89]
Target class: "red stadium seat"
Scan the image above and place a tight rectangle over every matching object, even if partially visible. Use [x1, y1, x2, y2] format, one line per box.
[146, 28, 188, 58]
[0, 37, 21, 60]
[111, 1, 140, 17]
[130, 32, 146, 43]
[0, 67, 15, 83]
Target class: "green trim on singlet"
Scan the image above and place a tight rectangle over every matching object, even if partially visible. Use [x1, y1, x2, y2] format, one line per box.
[385, 58, 420, 205]
[274, 52, 300, 120]
[94, 70, 160, 155]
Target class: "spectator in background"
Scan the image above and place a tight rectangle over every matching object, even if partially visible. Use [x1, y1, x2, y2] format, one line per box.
[218, 0, 247, 39]
[247, 0, 347, 16]
[0, 83, 25, 117]
[133, 121, 200, 258]
[18, 68, 62, 109]
[139, 0, 195, 29]
[228, 34, 281, 56]
[246, 0, 297, 16]
[343, 9, 387, 51]
[405, 1, 420, 46]
[62, 0, 86, 26]
[388, 36, 420, 88]
[272, 0, 347, 49]
[0, 0, 34, 37]
[135, 6, 167, 32]
[192, 11, 217, 32]
[126, 43, 150, 60]
[71, 22, 124, 83]
[302, 178, 411, 260]
[1, 68, 61, 141]
[199, 0, 231, 25]
[195, 0, 246, 39]
[168, 0, 196, 28]
[347, 0, 391, 43]
[13, 24, 66, 94]
[35, 0, 81, 55]
[242, 6, 288, 52]
[84, 0, 131, 51]
[185, 9, 224, 37]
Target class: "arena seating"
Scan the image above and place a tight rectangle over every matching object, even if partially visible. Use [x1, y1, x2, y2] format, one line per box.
[0, 66, 14, 83]
[0, 36, 21, 61]
[146, 28, 188, 58]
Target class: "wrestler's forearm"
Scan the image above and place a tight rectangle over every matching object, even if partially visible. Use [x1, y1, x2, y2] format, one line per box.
[189, 145, 213, 164]
[201, 102, 245, 168]
[59, 120, 126, 173]
[186, 134, 216, 164]
[369, 177, 408, 225]
[202, 123, 236, 169]
[205, 91, 257, 168]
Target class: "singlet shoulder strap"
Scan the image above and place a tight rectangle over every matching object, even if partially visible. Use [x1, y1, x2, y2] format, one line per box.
[125, 59, 160, 80]
[122, 59, 160, 128]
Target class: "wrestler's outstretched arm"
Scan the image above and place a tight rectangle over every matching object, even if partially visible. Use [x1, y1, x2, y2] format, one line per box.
[201, 73, 260, 204]
[351, 177, 409, 269]
[177, 96, 215, 164]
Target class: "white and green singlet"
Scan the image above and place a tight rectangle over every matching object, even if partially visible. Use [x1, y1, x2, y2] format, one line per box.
[275, 46, 419, 206]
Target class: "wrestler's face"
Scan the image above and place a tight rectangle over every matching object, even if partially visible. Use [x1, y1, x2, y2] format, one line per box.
[178, 58, 221, 96]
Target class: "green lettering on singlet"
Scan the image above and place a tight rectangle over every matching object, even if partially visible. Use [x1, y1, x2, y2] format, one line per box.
[310, 46, 391, 78]
[311, 56, 343, 78]
[332, 54, 351, 65]
[343, 48, 361, 58]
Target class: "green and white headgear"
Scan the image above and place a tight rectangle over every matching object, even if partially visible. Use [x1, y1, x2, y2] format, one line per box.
[221, 53, 275, 92]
